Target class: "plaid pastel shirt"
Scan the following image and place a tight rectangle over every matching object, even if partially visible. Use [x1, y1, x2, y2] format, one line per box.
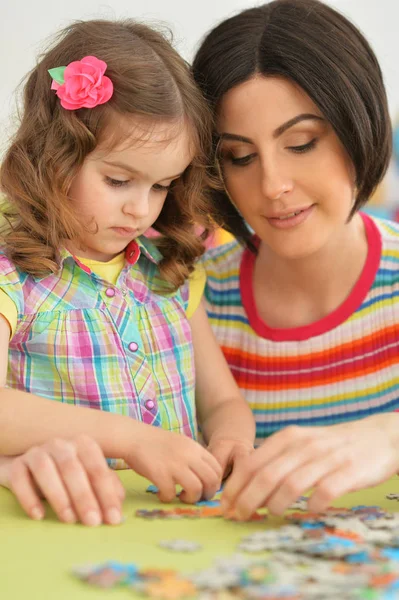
[0, 237, 197, 447]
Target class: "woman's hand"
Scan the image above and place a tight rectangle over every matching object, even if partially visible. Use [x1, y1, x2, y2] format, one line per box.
[1, 436, 125, 526]
[221, 413, 399, 520]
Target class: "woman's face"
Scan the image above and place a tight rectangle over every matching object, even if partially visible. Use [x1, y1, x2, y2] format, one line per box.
[217, 76, 356, 259]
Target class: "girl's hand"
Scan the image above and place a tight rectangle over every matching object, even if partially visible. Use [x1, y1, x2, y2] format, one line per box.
[207, 438, 254, 478]
[221, 413, 399, 520]
[125, 427, 222, 504]
[2, 436, 125, 526]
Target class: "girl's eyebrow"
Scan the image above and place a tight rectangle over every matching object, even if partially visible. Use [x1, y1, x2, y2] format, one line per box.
[103, 159, 184, 180]
[219, 113, 325, 144]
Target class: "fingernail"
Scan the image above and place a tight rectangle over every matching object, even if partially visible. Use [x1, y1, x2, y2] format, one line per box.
[85, 511, 101, 527]
[31, 507, 44, 520]
[227, 507, 243, 521]
[107, 508, 121, 525]
[62, 508, 76, 524]
[224, 507, 235, 519]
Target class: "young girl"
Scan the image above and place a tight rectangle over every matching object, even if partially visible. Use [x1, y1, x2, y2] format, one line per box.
[0, 19, 255, 525]
[192, 0, 399, 519]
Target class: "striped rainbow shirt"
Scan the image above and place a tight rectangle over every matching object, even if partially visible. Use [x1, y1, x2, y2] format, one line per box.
[203, 213, 399, 444]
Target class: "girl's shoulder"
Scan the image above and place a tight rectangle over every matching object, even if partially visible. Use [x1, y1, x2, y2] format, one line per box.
[0, 248, 22, 280]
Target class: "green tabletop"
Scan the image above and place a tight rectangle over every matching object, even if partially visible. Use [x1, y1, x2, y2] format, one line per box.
[1, 471, 399, 600]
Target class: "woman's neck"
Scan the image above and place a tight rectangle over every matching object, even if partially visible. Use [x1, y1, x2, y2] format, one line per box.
[253, 213, 368, 328]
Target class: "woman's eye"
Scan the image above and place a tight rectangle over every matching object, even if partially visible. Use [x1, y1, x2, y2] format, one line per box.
[287, 138, 317, 154]
[152, 183, 172, 192]
[105, 177, 129, 187]
[230, 154, 256, 166]
[220, 151, 256, 166]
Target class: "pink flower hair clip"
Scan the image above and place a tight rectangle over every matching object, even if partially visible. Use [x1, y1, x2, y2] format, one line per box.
[48, 55, 113, 110]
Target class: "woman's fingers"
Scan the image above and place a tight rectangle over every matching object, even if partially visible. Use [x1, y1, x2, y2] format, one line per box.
[8, 457, 47, 521]
[73, 436, 124, 525]
[18, 446, 78, 523]
[44, 438, 102, 525]
[265, 451, 346, 516]
[222, 427, 310, 513]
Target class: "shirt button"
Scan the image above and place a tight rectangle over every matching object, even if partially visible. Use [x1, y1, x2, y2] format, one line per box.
[144, 399, 156, 411]
[105, 288, 115, 298]
[128, 342, 138, 352]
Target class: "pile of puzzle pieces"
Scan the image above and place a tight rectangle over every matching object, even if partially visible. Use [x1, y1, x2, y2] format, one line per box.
[73, 497, 399, 598]
[135, 506, 267, 521]
[136, 485, 266, 521]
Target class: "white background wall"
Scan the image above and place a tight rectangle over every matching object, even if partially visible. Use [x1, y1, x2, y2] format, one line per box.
[1, 0, 398, 151]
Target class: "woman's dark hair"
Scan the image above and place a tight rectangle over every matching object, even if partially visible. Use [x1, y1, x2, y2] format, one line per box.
[192, 0, 392, 248]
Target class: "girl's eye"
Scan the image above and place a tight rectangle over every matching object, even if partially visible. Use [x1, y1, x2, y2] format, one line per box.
[106, 177, 129, 187]
[287, 138, 317, 154]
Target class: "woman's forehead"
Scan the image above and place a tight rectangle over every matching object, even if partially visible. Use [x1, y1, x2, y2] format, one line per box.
[217, 76, 321, 132]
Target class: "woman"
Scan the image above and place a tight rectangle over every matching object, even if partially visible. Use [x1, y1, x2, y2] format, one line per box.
[193, 0, 399, 519]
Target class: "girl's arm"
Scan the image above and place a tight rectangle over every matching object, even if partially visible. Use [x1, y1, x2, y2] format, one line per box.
[190, 302, 256, 474]
[0, 456, 12, 487]
[0, 314, 222, 507]
[0, 313, 140, 458]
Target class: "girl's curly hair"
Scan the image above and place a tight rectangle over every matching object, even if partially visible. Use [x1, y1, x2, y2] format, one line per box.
[1, 19, 215, 291]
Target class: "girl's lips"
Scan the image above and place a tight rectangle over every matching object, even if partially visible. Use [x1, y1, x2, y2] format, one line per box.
[266, 205, 314, 229]
[111, 227, 138, 237]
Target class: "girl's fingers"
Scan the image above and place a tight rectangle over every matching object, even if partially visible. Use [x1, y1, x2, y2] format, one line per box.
[111, 469, 126, 502]
[188, 457, 222, 501]
[22, 447, 78, 523]
[150, 471, 177, 504]
[201, 449, 224, 480]
[46, 439, 102, 526]
[8, 458, 46, 521]
[208, 444, 232, 478]
[177, 469, 204, 504]
[74, 436, 124, 525]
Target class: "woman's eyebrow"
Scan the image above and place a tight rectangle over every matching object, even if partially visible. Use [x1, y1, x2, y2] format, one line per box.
[273, 114, 325, 138]
[219, 133, 253, 143]
[219, 114, 325, 144]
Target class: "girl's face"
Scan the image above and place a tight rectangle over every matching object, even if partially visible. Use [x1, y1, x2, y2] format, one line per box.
[68, 119, 193, 262]
[217, 76, 356, 260]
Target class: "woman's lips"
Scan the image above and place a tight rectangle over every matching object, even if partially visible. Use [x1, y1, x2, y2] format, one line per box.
[266, 205, 314, 229]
